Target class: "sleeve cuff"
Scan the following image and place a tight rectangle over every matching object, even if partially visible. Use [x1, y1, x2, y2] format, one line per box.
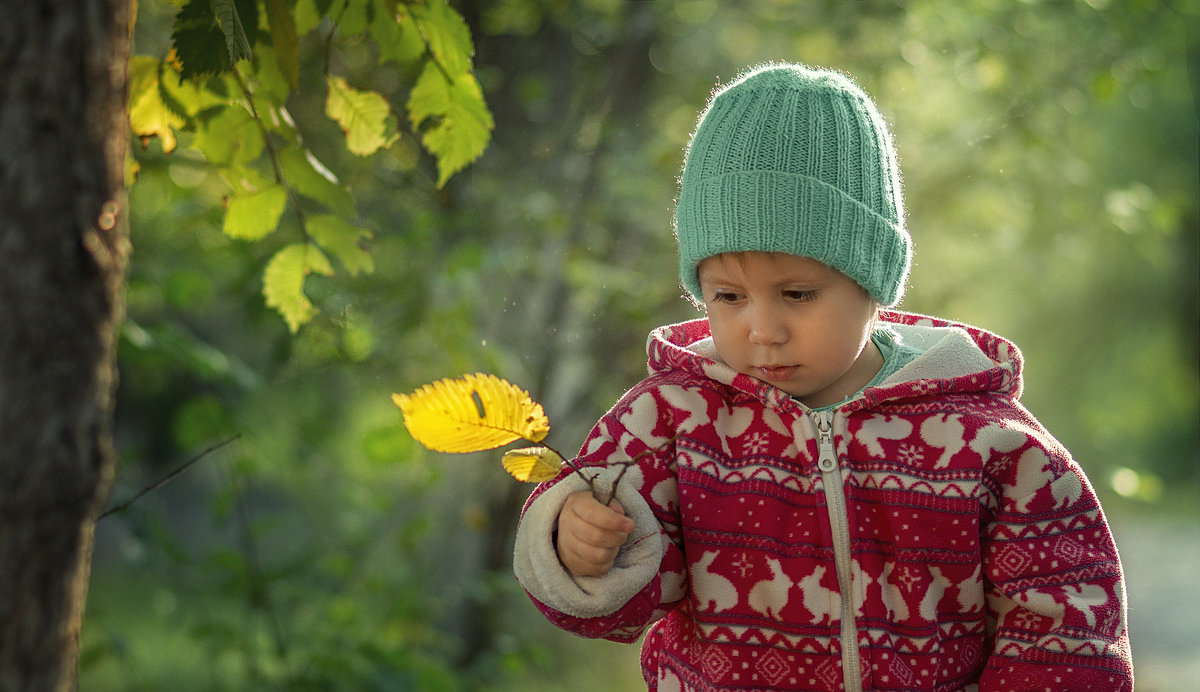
[513, 465, 667, 619]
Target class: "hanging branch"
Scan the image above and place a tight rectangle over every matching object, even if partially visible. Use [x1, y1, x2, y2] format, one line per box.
[98, 434, 243, 520]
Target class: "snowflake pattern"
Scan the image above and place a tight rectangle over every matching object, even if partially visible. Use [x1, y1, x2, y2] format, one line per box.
[897, 443, 925, 465]
[1012, 608, 1046, 630]
[896, 565, 922, 592]
[731, 552, 755, 579]
[991, 452, 1016, 474]
[743, 431, 771, 455]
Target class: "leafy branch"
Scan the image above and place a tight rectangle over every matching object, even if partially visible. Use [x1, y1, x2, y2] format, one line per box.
[392, 374, 667, 503]
[127, 0, 493, 332]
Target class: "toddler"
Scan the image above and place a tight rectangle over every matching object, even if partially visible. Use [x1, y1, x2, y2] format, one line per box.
[513, 63, 1133, 691]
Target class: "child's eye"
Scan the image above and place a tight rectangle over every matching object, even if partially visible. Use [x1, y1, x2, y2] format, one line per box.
[710, 290, 742, 304]
[783, 289, 818, 303]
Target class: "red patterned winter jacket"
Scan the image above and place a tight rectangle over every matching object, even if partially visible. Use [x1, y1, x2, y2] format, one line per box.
[514, 312, 1133, 691]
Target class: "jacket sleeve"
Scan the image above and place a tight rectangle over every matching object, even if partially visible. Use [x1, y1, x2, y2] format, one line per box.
[512, 383, 689, 642]
[977, 412, 1134, 690]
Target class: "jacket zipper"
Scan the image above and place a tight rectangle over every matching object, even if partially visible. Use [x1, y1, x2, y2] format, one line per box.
[813, 409, 862, 692]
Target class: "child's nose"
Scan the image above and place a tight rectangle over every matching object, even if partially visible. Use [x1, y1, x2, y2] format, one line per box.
[747, 304, 788, 345]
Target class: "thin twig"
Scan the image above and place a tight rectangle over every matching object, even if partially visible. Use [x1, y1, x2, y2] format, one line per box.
[540, 441, 600, 498]
[602, 436, 676, 506]
[536, 436, 676, 505]
[98, 434, 242, 520]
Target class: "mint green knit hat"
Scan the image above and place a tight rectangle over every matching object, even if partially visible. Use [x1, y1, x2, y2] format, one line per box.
[675, 63, 911, 307]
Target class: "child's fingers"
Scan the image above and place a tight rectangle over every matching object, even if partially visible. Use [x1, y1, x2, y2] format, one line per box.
[566, 491, 635, 534]
[556, 491, 636, 577]
[558, 538, 620, 577]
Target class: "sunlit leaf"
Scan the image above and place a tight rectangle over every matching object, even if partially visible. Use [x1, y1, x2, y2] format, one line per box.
[128, 56, 186, 152]
[407, 61, 493, 187]
[408, 1, 473, 76]
[501, 447, 564, 483]
[159, 57, 232, 115]
[223, 184, 288, 240]
[391, 373, 550, 453]
[307, 214, 373, 275]
[249, 43, 291, 105]
[278, 147, 355, 217]
[326, 76, 397, 156]
[194, 104, 263, 165]
[263, 243, 334, 332]
[374, 0, 425, 65]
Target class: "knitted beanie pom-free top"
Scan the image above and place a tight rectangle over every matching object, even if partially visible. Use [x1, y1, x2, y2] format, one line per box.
[675, 63, 912, 307]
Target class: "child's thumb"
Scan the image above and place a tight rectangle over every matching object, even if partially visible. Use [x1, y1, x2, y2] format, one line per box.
[605, 499, 635, 533]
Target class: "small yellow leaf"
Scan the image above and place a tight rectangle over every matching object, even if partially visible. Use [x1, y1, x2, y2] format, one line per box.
[501, 447, 563, 483]
[392, 373, 549, 453]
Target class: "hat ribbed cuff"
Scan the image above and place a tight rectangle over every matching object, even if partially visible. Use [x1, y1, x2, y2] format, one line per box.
[676, 170, 911, 307]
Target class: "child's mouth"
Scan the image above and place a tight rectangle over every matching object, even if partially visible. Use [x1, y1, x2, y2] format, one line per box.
[757, 365, 798, 381]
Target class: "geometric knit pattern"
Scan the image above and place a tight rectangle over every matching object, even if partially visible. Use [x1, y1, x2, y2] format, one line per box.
[519, 311, 1133, 691]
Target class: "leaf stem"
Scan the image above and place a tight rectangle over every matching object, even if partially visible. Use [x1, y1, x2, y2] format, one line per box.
[532, 436, 676, 505]
[536, 441, 600, 499]
[230, 65, 310, 236]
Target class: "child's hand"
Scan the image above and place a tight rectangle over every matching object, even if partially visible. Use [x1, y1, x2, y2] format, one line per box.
[556, 491, 635, 578]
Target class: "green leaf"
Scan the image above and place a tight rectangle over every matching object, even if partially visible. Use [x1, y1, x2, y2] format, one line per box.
[160, 63, 232, 117]
[406, 61, 493, 187]
[172, 0, 228, 80]
[278, 147, 356, 217]
[223, 184, 288, 240]
[408, 1, 474, 76]
[326, 76, 397, 156]
[248, 42, 292, 105]
[338, 0, 370, 36]
[213, 0, 255, 64]
[373, 0, 425, 65]
[265, 0, 300, 90]
[263, 243, 335, 332]
[128, 56, 187, 152]
[307, 214, 373, 275]
[194, 104, 264, 165]
[294, 0, 324, 36]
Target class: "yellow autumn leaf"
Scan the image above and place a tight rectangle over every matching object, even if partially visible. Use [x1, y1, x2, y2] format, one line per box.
[501, 447, 563, 483]
[391, 373, 549, 453]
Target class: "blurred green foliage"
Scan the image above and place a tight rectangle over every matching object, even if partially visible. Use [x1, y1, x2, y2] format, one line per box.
[85, 0, 1197, 689]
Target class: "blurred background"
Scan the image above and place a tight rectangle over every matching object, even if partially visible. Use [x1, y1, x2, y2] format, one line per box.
[85, 0, 1197, 689]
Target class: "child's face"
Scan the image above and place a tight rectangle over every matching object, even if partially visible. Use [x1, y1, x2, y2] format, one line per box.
[698, 252, 881, 409]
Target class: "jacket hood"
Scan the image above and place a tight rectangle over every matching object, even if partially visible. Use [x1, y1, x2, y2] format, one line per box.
[645, 310, 1023, 410]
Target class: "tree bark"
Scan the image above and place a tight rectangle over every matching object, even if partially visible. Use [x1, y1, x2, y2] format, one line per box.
[0, 1, 130, 689]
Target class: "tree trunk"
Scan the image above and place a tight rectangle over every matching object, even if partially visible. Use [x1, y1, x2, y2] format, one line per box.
[0, 1, 130, 689]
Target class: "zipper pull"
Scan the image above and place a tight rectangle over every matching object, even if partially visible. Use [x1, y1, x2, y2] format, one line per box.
[814, 411, 837, 472]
